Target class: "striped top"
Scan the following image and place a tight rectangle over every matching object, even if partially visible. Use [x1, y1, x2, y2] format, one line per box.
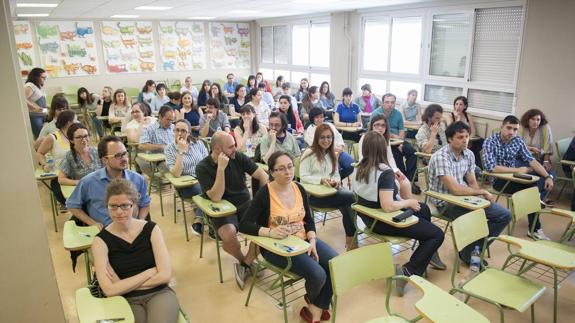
[165, 140, 208, 177]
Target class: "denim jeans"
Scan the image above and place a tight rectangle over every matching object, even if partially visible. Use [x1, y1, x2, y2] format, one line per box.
[440, 202, 511, 262]
[177, 183, 203, 219]
[261, 238, 337, 310]
[91, 114, 104, 138]
[391, 141, 417, 182]
[309, 189, 356, 237]
[29, 113, 45, 139]
[338, 152, 354, 180]
[493, 178, 541, 231]
[359, 202, 444, 275]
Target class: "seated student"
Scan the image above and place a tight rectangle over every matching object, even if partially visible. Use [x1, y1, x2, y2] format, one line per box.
[415, 104, 447, 154]
[92, 178, 180, 323]
[109, 89, 130, 131]
[300, 124, 357, 250]
[333, 87, 362, 142]
[196, 80, 211, 107]
[246, 75, 257, 94]
[58, 123, 102, 186]
[359, 115, 412, 199]
[35, 93, 69, 149]
[77, 87, 102, 137]
[562, 137, 575, 211]
[400, 89, 422, 139]
[445, 96, 484, 168]
[150, 83, 170, 114]
[234, 105, 267, 155]
[180, 76, 199, 101]
[305, 108, 354, 180]
[256, 72, 272, 93]
[36, 110, 76, 210]
[67, 136, 150, 229]
[319, 81, 336, 110]
[138, 80, 156, 105]
[223, 73, 239, 97]
[176, 91, 202, 134]
[209, 83, 229, 112]
[95, 86, 113, 132]
[165, 91, 181, 111]
[239, 151, 338, 323]
[278, 82, 298, 111]
[300, 86, 325, 123]
[196, 131, 269, 289]
[428, 122, 511, 264]
[258, 82, 275, 108]
[229, 84, 247, 114]
[260, 112, 301, 164]
[246, 88, 271, 128]
[371, 93, 419, 194]
[272, 75, 285, 100]
[353, 83, 381, 114]
[137, 105, 176, 176]
[295, 78, 309, 103]
[165, 120, 209, 236]
[482, 115, 554, 240]
[276, 94, 304, 135]
[124, 102, 156, 144]
[199, 98, 230, 137]
[352, 132, 444, 296]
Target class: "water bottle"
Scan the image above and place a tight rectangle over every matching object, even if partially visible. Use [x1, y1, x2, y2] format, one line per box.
[468, 245, 481, 279]
[287, 123, 293, 134]
[246, 138, 253, 155]
[45, 155, 55, 173]
[217, 126, 222, 132]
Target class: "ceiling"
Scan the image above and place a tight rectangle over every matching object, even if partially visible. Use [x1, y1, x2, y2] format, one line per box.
[10, 0, 436, 21]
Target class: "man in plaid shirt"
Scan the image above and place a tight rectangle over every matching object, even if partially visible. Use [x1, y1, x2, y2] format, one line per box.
[482, 115, 554, 240]
[428, 122, 511, 265]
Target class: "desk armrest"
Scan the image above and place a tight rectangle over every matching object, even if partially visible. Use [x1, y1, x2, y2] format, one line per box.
[244, 234, 310, 257]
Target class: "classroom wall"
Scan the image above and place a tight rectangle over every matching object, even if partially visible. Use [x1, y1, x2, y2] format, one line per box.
[0, 0, 66, 321]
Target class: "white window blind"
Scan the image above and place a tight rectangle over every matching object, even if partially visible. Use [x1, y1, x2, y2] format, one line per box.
[261, 27, 273, 64]
[430, 13, 470, 77]
[424, 84, 463, 104]
[468, 89, 514, 113]
[470, 6, 523, 84]
[273, 26, 288, 64]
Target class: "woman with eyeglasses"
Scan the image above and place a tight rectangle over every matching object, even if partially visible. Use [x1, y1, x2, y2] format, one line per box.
[165, 119, 209, 236]
[300, 124, 357, 250]
[35, 93, 69, 149]
[209, 82, 229, 111]
[176, 91, 202, 135]
[58, 123, 102, 186]
[125, 102, 156, 143]
[239, 151, 338, 323]
[92, 178, 180, 323]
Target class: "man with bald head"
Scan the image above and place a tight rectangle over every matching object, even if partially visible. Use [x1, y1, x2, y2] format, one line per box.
[196, 131, 269, 289]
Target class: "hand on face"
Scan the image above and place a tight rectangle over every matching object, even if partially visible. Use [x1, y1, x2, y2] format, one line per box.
[217, 152, 229, 169]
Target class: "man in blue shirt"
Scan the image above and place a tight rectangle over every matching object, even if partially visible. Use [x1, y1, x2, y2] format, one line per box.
[223, 73, 239, 97]
[371, 93, 420, 194]
[482, 115, 554, 240]
[67, 136, 151, 229]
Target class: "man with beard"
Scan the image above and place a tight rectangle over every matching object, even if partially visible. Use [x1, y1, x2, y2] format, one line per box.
[67, 136, 151, 229]
[196, 131, 269, 289]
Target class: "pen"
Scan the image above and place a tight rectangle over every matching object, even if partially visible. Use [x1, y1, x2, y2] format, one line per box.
[78, 232, 91, 237]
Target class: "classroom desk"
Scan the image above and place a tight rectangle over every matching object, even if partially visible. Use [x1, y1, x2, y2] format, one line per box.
[482, 172, 540, 202]
[138, 153, 167, 216]
[389, 138, 404, 146]
[300, 183, 337, 198]
[164, 173, 198, 188]
[75, 287, 134, 323]
[63, 220, 99, 283]
[35, 168, 59, 232]
[404, 123, 421, 131]
[192, 195, 237, 218]
[424, 191, 491, 210]
[352, 204, 419, 228]
[243, 234, 310, 257]
[61, 185, 76, 199]
[335, 125, 363, 133]
[560, 159, 575, 167]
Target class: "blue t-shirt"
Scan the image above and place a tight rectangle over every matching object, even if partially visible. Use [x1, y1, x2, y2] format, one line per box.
[336, 102, 360, 123]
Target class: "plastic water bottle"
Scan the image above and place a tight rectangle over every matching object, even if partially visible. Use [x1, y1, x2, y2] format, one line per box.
[45, 155, 55, 173]
[246, 138, 253, 155]
[468, 245, 481, 279]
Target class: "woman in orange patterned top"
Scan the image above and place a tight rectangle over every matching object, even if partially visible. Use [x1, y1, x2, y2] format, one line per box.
[240, 151, 338, 323]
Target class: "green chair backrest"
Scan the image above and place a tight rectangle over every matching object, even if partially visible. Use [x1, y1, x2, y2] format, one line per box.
[329, 242, 395, 296]
[352, 143, 359, 161]
[62, 85, 78, 96]
[451, 209, 488, 252]
[510, 187, 541, 221]
[556, 137, 574, 158]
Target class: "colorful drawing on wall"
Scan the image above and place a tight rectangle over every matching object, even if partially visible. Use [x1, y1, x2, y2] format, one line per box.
[35, 21, 98, 77]
[100, 21, 155, 73]
[158, 21, 206, 71]
[14, 21, 35, 77]
[209, 23, 250, 69]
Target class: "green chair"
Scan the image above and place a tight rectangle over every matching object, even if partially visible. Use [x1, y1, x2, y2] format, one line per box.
[352, 143, 359, 161]
[164, 173, 199, 241]
[330, 243, 489, 323]
[244, 235, 309, 323]
[554, 137, 574, 200]
[124, 87, 140, 104]
[449, 209, 546, 323]
[63, 221, 99, 284]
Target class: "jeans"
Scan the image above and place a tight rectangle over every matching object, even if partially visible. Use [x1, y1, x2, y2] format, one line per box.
[338, 152, 354, 180]
[359, 202, 444, 275]
[391, 141, 417, 183]
[440, 203, 511, 262]
[177, 183, 203, 219]
[493, 177, 541, 231]
[309, 189, 356, 237]
[405, 129, 417, 139]
[29, 113, 45, 139]
[261, 238, 338, 310]
[91, 114, 104, 138]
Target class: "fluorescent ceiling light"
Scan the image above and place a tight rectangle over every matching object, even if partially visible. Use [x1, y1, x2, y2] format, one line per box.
[229, 10, 261, 14]
[17, 13, 50, 17]
[189, 16, 215, 20]
[135, 6, 172, 11]
[110, 14, 139, 18]
[16, 3, 58, 7]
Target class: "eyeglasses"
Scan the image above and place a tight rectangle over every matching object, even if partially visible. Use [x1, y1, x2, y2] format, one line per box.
[373, 123, 387, 129]
[74, 134, 89, 140]
[108, 203, 133, 211]
[319, 136, 333, 141]
[273, 164, 294, 173]
[105, 151, 129, 160]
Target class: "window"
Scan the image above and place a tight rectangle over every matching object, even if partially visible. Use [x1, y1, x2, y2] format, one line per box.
[310, 73, 330, 86]
[468, 89, 514, 113]
[309, 23, 330, 68]
[430, 13, 470, 77]
[260, 25, 288, 65]
[363, 20, 389, 71]
[390, 81, 422, 100]
[390, 17, 422, 74]
[424, 84, 463, 105]
[292, 24, 309, 66]
[261, 27, 273, 64]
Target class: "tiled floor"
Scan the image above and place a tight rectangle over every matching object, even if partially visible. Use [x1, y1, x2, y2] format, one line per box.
[41, 181, 575, 323]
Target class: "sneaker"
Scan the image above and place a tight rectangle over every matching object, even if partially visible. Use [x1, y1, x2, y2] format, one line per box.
[527, 229, 551, 241]
[208, 227, 216, 241]
[429, 252, 447, 270]
[303, 294, 330, 321]
[248, 262, 264, 278]
[394, 265, 408, 297]
[233, 263, 249, 290]
[191, 222, 203, 236]
[411, 184, 422, 195]
[59, 204, 68, 213]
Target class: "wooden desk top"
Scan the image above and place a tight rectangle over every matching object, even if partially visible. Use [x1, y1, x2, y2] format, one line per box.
[389, 138, 404, 146]
[35, 168, 58, 180]
[75, 288, 134, 323]
[192, 195, 236, 218]
[300, 183, 337, 198]
[404, 123, 421, 130]
[164, 173, 198, 188]
[137, 153, 166, 163]
[336, 126, 363, 133]
[424, 191, 490, 210]
[352, 204, 419, 228]
[243, 234, 310, 257]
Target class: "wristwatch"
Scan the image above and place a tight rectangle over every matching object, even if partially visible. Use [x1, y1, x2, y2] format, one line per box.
[545, 174, 553, 180]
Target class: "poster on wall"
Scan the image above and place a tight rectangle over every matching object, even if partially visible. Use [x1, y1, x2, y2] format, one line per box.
[158, 21, 206, 71]
[100, 21, 155, 73]
[209, 23, 250, 69]
[13, 21, 35, 77]
[36, 21, 98, 77]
